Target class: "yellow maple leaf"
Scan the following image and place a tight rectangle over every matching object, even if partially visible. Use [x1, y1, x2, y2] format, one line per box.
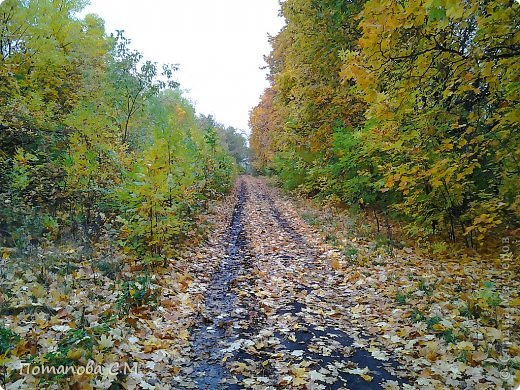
[432, 323, 446, 332]
[178, 328, 189, 341]
[98, 335, 114, 349]
[30, 284, 46, 299]
[67, 348, 83, 360]
[290, 366, 309, 386]
[456, 341, 475, 351]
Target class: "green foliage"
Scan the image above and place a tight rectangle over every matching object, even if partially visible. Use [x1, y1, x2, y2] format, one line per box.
[117, 275, 159, 315]
[343, 247, 359, 264]
[417, 278, 436, 296]
[460, 281, 503, 324]
[60, 329, 94, 355]
[0, 325, 20, 355]
[107, 31, 178, 144]
[24, 328, 96, 385]
[395, 290, 408, 305]
[426, 315, 443, 329]
[0, 0, 239, 259]
[94, 258, 122, 279]
[411, 309, 426, 323]
[476, 282, 502, 309]
[441, 328, 458, 344]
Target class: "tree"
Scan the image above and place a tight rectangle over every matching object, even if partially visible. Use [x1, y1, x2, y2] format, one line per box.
[0, 0, 238, 254]
[341, 0, 519, 244]
[107, 31, 178, 144]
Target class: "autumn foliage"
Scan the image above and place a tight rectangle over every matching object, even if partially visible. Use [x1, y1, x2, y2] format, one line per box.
[0, 0, 242, 256]
[250, 0, 519, 247]
[0, 1, 246, 387]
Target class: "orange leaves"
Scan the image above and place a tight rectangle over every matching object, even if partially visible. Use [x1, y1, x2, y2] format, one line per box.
[177, 273, 193, 293]
[249, 87, 285, 171]
[330, 256, 342, 271]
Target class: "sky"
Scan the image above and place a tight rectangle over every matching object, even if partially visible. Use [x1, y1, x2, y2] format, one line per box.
[79, 0, 285, 133]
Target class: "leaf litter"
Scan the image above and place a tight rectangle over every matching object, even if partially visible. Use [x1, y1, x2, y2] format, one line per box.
[0, 176, 518, 389]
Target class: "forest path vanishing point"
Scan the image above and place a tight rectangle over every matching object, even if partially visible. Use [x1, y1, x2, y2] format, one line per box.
[179, 176, 407, 389]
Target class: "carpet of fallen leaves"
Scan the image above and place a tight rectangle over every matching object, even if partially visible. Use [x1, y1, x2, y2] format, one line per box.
[179, 176, 407, 389]
[287, 184, 520, 389]
[0, 186, 238, 389]
[0, 175, 518, 389]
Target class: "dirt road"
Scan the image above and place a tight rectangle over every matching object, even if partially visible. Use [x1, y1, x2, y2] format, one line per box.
[179, 176, 407, 389]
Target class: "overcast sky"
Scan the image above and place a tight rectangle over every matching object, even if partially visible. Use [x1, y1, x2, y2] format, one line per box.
[80, 0, 284, 133]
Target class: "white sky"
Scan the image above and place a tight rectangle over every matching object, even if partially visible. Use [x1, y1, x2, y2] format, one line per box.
[80, 0, 284, 133]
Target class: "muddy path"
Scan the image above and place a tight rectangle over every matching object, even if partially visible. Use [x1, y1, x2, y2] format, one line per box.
[187, 180, 248, 388]
[184, 176, 407, 389]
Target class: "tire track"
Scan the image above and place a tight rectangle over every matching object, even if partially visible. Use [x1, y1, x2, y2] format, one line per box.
[185, 176, 407, 389]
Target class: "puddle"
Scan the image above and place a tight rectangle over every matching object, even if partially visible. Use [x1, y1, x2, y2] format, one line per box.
[274, 324, 403, 389]
[186, 182, 248, 389]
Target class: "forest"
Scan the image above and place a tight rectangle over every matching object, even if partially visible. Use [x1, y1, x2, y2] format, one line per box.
[0, 0, 249, 255]
[0, 0, 519, 389]
[250, 0, 519, 248]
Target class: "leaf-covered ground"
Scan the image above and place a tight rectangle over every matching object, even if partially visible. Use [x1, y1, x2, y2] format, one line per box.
[287, 187, 520, 389]
[1, 176, 518, 389]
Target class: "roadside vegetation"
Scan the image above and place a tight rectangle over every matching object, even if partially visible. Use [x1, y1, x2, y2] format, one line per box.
[0, 1, 246, 388]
